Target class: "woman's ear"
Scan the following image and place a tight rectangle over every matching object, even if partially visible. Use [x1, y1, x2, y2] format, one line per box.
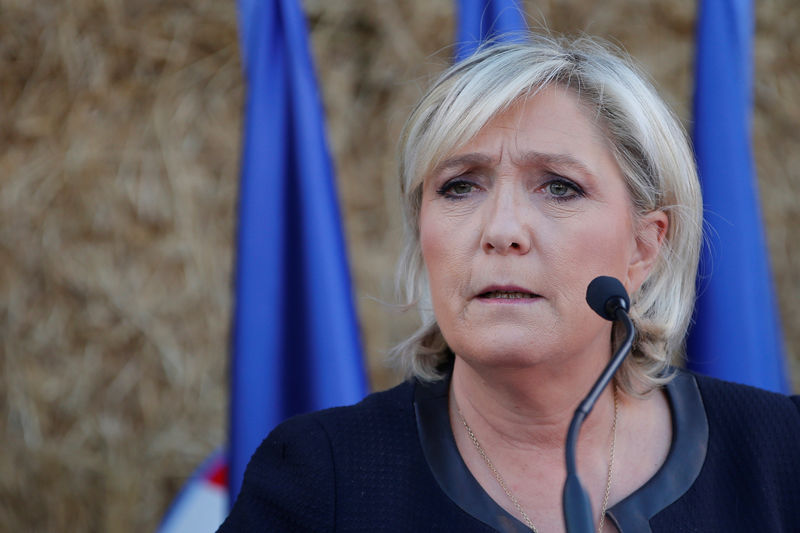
[627, 210, 668, 294]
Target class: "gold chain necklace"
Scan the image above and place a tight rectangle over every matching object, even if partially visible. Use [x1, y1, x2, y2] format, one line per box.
[456, 387, 619, 533]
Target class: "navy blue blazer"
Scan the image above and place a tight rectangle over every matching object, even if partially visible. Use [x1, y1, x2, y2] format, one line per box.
[219, 370, 800, 532]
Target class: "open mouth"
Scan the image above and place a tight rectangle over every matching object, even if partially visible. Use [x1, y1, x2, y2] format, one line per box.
[478, 290, 539, 299]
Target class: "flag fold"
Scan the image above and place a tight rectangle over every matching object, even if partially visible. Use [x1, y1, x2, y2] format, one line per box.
[688, 0, 788, 392]
[230, 0, 369, 504]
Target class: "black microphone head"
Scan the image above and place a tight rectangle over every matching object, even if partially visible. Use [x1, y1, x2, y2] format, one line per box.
[586, 276, 630, 321]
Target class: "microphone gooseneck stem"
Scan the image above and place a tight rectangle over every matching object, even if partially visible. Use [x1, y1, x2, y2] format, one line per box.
[563, 308, 634, 533]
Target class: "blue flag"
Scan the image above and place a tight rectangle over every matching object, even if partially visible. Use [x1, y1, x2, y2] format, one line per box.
[687, 0, 788, 392]
[230, 0, 369, 505]
[455, 0, 527, 61]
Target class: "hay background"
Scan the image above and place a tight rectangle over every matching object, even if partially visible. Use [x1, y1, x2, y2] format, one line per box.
[0, 0, 797, 531]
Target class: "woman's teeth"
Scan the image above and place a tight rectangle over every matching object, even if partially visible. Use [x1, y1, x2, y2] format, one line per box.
[481, 291, 536, 299]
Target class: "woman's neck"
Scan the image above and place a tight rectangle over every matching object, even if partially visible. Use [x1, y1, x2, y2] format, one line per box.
[448, 355, 624, 533]
[447, 353, 672, 533]
[449, 353, 616, 451]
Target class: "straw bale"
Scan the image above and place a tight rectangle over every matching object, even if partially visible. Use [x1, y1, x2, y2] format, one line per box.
[1, 0, 240, 530]
[0, 0, 797, 531]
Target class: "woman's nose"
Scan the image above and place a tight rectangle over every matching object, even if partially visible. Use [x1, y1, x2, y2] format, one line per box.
[479, 188, 532, 255]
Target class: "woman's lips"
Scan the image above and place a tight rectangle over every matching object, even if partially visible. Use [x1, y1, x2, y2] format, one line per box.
[476, 286, 541, 300]
[478, 290, 539, 299]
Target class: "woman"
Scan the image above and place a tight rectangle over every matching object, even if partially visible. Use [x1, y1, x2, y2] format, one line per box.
[220, 35, 800, 532]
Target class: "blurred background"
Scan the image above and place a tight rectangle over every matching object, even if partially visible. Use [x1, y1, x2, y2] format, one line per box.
[1, 0, 798, 531]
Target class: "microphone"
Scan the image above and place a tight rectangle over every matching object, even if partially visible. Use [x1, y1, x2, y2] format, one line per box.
[586, 276, 630, 321]
[563, 276, 635, 533]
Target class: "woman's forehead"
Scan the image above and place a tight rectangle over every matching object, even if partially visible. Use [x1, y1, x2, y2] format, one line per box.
[423, 88, 616, 179]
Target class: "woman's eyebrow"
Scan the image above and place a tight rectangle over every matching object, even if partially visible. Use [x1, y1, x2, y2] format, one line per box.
[433, 151, 598, 181]
[518, 151, 597, 179]
[432, 153, 495, 174]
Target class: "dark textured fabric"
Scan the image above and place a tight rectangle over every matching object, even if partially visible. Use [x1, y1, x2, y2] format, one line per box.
[649, 374, 800, 532]
[219, 372, 800, 532]
[218, 380, 497, 532]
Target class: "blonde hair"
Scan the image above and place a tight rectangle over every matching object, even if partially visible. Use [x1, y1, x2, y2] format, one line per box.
[391, 34, 703, 395]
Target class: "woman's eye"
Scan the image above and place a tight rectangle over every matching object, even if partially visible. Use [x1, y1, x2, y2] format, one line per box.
[437, 179, 477, 198]
[545, 179, 582, 200]
[450, 182, 474, 195]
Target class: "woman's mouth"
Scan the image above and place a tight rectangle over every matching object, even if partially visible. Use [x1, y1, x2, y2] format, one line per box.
[478, 290, 539, 299]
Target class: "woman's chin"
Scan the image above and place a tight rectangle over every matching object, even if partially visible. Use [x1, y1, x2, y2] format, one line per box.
[452, 340, 560, 370]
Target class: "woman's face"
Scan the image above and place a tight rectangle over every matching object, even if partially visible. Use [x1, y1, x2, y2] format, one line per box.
[419, 87, 665, 370]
